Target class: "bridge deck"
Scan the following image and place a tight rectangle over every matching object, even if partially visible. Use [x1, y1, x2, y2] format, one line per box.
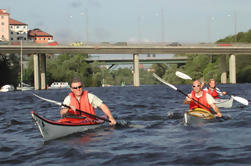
[1, 44, 251, 55]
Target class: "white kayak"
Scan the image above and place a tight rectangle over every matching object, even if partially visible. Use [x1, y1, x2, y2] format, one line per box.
[31, 111, 106, 141]
[215, 97, 234, 108]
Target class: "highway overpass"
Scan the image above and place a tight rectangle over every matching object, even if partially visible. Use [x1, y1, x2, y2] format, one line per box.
[1, 44, 251, 89]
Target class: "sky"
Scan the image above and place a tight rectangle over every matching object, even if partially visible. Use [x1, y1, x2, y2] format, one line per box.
[2, 0, 251, 44]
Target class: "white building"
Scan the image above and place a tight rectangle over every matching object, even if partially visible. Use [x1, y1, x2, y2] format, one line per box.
[9, 18, 28, 42]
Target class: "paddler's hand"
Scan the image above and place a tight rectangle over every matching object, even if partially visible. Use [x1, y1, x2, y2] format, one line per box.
[109, 117, 116, 126]
[184, 94, 192, 104]
[216, 112, 222, 117]
[70, 106, 76, 113]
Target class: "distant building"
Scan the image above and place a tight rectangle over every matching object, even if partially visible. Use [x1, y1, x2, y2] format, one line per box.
[28, 28, 53, 44]
[9, 18, 28, 42]
[0, 9, 10, 41]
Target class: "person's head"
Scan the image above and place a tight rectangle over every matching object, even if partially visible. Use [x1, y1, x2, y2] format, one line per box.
[70, 77, 83, 96]
[208, 79, 216, 89]
[192, 80, 202, 93]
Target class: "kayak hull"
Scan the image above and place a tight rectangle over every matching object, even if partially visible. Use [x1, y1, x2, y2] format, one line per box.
[184, 108, 216, 126]
[215, 97, 233, 108]
[31, 111, 106, 141]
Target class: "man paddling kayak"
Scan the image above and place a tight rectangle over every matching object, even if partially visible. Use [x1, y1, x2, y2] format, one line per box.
[203, 79, 226, 99]
[60, 77, 116, 125]
[184, 80, 222, 117]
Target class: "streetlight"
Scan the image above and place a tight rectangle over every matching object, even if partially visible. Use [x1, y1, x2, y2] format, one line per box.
[227, 12, 237, 42]
[154, 9, 165, 44]
[137, 16, 144, 43]
[80, 11, 89, 44]
[207, 16, 215, 43]
[18, 32, 24, 90]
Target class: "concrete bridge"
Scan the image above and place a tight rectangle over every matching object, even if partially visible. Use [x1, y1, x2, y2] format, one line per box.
[1, 44, 251, 89]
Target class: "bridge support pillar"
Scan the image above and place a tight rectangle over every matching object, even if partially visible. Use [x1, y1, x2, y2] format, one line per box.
[33, 54, 41, 90]
[220, 55, 227, 84]
[133, 53, 140, 87]
[229, 54, 236, 84]
[40, 54, 46, 90]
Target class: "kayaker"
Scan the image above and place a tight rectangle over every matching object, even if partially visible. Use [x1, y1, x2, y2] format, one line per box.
[60, 77, 117, 125]
[184, 80, 222, 117]
[203, 79, 227, 99]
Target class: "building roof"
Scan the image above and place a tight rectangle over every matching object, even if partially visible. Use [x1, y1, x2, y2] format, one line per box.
[9, 18, 27, 25]
[0, 9, 10, 15]
[28, 29, 53, 37]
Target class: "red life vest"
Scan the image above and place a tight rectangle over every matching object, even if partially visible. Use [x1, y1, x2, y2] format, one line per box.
[67, 91, 96, 119]
[206, 87, 219, 99]
[189, 90, 212, 113]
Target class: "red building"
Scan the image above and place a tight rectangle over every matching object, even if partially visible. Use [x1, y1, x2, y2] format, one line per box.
[28, 28, 53, 44]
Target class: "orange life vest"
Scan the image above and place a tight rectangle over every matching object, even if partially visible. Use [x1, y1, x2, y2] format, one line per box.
[189, 90, 212, 113]
[206, 87, 219, 99]
[67, 91, 96, 119]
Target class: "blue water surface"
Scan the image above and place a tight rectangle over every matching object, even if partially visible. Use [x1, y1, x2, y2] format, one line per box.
[0, 84, 251, 166]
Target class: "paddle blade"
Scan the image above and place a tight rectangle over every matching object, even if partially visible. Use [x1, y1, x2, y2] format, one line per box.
[231, 95, 249, 106]
[153, 73, 177, 90]
[175, 71, 192, 80]
[33, 93, 62, 106]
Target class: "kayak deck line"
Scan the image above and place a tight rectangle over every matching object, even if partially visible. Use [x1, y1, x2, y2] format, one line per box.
[31, 111, 106, 126]
[31, 111, 106, 141]
[184, 108, 216, 126]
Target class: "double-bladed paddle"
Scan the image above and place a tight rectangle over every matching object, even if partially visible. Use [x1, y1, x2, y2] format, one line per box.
[33, 93, 128, 127]
[33, 93, 110, 122]
[175, 71, 249, 106]
[152, 73, 217, 114]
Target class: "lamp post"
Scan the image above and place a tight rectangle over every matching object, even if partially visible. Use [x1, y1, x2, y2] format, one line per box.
[154, 9, 165, 44]
[80, 11, 89, 44]
[20, 38, 23, 89]
[137, 16, 144, 43]
[18, 31, 24, 90]
[227, 12, 237, 42]
[207, 16, 215, 43]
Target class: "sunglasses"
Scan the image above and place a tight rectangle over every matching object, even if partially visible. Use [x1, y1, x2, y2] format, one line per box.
[71, 85, 82, 89]
[192, 85, 201, 88]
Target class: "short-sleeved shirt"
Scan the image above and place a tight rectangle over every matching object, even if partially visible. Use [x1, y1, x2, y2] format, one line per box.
[188, 92, 216, 105]
[62, 93, 103, 108]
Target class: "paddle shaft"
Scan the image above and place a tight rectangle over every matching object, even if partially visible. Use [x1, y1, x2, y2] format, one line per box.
[61, 104, 111, 122]
[177, 89, 215, 113]
[33, 93, 111, 122]
[61, 104, 110, 122]
[153, 73, 215, 113]
[175, 71, 248, 106]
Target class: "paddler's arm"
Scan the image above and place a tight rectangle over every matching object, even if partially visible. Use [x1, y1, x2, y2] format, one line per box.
[89, 93, 116, 125]
[60, 96, 71, 117]
[60, 108, 68, 117]
[216, 87, 227, 96]
[99, 104, 116, 125]
[210, 103, 222, 117]
[206, 93, 222, 117]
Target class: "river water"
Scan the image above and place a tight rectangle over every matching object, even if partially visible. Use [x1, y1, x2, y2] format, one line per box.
[0, 84, 251, 166]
